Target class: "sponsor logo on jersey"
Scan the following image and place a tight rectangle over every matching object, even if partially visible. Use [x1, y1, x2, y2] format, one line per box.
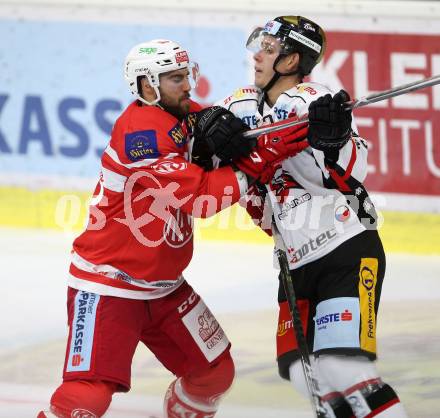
[223, 88, 258, 105]
[175, 51, 189, 63]
[273, 106, 289, 119]
[335, 205, 351, 222]
[168, 123, 186, 148]
[241, 114, 258, 127]
[316, 309, 353, 327]
[278, 192, 311, 219]
[184, 112, 197, 132]
[287, 228, 337, 263]
[359, 259, 378, 354]
[125, 130, 160, 161]
[297, 84, 317, 95]
[223, 95, 233, 105]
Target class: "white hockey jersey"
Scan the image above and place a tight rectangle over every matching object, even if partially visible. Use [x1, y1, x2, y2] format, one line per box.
[216, 83, 377, 269]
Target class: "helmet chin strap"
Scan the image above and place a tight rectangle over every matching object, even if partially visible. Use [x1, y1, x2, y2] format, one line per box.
[262, 54, 301, 93]
[137, 75, 163, 106]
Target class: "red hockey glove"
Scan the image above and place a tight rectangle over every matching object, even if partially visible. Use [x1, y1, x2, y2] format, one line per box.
[234, 122, 308, 183]
[240, 183, 273, 236]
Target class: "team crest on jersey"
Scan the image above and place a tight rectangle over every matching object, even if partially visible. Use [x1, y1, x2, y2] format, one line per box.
[164, 208, 193, 248]
[125, 130, 160, 161]
[151, 160, 187, 174]
[168, 123, 187, 148]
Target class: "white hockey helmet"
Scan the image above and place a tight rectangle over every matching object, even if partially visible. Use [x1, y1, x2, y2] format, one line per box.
[124, 39, 199, 105]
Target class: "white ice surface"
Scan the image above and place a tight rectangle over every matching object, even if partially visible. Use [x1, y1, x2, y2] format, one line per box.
[2, 229, 439, 350]
[0, 228, 439, 417]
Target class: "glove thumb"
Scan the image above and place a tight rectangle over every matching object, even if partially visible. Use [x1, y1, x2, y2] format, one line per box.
[333, 89, 351, 104]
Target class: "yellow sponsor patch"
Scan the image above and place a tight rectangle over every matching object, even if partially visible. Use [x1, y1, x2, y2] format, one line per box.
[359, 258, 378, 354]
[167, 123, 186, 148]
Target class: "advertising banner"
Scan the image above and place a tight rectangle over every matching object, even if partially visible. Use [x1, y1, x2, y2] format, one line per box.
[0, 16, 439, 197]
[0, 19, 247, 180]
[313, 31, 440, 195]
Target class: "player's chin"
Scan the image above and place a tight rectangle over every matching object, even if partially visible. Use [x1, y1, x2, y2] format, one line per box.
[180, 99, 191, 114]
[254, 74, 266, 89]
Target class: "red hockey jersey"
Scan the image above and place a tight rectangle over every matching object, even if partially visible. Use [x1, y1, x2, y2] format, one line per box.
[69, 101, 244, 299]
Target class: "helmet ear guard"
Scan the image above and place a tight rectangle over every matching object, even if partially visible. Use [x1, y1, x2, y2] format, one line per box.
[124, 39, 199, 105]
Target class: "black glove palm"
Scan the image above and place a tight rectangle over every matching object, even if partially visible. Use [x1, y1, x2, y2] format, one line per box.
[192, 106, 252, 170]
[308, 89, 352, 152]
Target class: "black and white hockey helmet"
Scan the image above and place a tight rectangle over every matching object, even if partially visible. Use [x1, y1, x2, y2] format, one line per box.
[247, 16, 326, 76]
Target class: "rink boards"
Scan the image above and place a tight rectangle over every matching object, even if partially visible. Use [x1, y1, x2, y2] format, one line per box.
[0, 185, 439, 255]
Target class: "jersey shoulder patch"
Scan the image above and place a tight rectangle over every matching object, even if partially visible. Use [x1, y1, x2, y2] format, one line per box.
[117, 104, 184, 162]
[125, 130, 160, 162]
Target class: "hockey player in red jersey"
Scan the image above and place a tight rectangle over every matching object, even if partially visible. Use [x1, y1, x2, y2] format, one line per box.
[37, 38, 309, 418]
[191, 16, 408, 418]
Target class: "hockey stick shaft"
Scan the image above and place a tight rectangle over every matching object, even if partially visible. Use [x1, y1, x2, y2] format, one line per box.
[272, 226, 327, 418]
[348, 73, 440, 109]
[243, 73, 440, 139]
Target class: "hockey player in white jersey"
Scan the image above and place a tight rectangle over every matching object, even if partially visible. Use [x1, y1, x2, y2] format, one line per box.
[191, 16, 408, 418]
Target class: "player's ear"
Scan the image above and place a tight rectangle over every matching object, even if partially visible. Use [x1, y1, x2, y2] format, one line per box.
[140, 77, 153, 94]
[284, 52, 300, 72]
[139, 77, 157, 102]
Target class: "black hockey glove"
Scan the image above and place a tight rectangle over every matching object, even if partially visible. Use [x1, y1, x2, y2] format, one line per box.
[191, 106, 253, 171]
[308, 89, 352, 152]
